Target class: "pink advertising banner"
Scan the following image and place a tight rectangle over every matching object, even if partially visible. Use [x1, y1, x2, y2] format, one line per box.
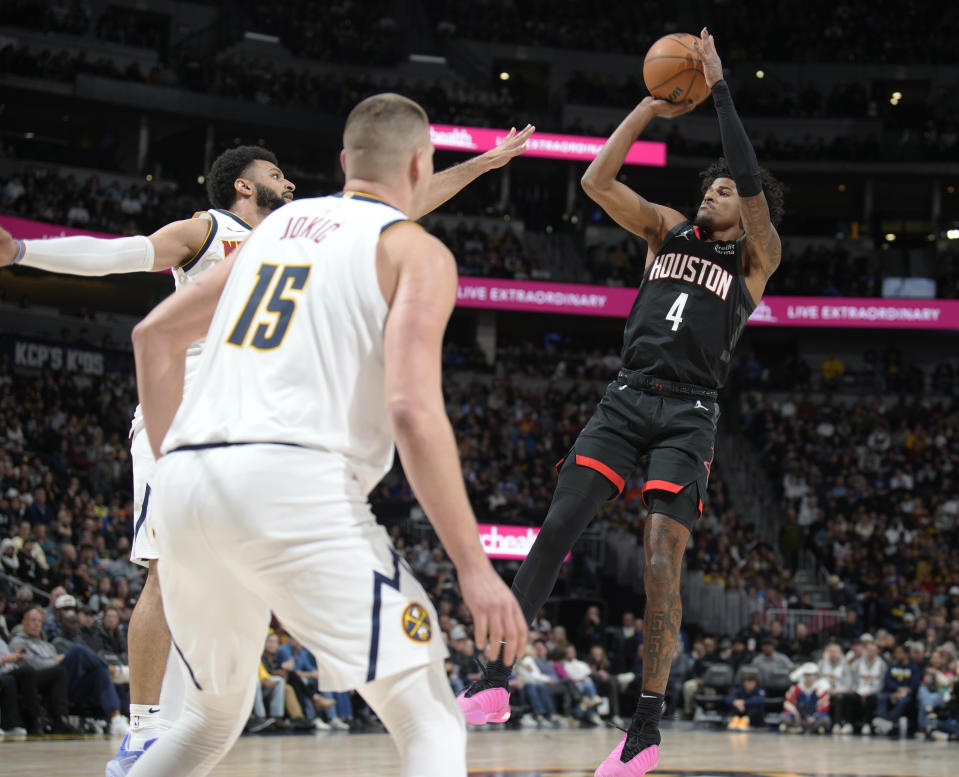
[747, 296, 959, 330]
[0, 214, 115, 240]
[457, 277, 959, 329]
[477, 524, 570, 561]
[430, 123, 667, 167]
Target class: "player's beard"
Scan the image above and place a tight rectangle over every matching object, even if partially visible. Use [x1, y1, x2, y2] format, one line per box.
[693, 208, 715, 232]
[254, 184, 287, 212]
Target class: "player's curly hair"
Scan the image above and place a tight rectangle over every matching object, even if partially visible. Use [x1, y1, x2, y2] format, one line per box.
[700, 158, 785, 228]
[206, 146, 279, 210]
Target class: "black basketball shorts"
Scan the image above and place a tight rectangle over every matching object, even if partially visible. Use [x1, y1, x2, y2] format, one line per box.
[556, 378, 718, 530]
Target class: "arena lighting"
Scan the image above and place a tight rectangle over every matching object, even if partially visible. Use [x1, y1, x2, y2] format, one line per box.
[429, 123, 667, 166]
[838, 184, 846, 191]
[499, 71, 510, 80]
[755, 70, 765, 79]
[946, 229, 959, 240]
[197, 175, 205, 185]
[145, 174, 153, 182]
[24, 131, 34, 139]
[885, 233, 896, 241]
[892, 91, 903, 100]
[948, 185, 956, 194]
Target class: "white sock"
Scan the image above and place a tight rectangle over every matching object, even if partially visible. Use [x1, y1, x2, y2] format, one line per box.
[129, 704, 164, 750]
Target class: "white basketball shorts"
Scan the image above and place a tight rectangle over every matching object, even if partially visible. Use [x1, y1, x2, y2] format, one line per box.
[129, 425, 160, 567]
[148, 443, 447, 694]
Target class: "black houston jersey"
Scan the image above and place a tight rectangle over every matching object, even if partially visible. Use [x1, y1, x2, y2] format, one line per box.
[621, 221, 756, 390]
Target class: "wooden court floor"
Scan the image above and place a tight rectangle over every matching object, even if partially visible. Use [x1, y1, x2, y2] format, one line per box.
[0, 723, 955, 777]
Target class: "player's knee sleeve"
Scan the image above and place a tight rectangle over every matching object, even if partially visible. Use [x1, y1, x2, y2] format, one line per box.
[361, 661, 465, 777]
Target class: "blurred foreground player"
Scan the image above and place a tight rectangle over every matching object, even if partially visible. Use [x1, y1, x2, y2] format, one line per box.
[128, 93, 527, 777]
[0, 120, 532, 776]
[458, 29, 784, 777]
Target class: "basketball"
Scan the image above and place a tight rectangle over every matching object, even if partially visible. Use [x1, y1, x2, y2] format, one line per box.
[643, 33, 709, 105]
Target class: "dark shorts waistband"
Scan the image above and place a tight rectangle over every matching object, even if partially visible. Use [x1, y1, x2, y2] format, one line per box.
[167, 441, 308, 454]
[617, 369, 718, 401]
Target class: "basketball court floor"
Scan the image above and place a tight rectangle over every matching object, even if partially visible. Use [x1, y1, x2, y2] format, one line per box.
[1, 723, 954, 777]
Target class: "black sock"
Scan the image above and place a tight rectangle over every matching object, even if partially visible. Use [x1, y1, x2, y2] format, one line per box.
[622, 690, 664, 762]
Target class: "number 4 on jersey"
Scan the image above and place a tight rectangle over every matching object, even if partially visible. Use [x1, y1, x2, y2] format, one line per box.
[665, 292, 688, 332]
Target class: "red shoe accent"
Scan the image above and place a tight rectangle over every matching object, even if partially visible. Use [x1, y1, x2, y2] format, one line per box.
[594, 734, 660, 777]
[456, 687, 510, 725]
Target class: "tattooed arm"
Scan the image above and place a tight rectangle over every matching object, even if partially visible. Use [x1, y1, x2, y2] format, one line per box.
[694, 27, 781, 303]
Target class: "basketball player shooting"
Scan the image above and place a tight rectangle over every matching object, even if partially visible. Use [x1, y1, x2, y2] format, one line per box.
[126, 93, 527, 777]
[456, 28, 784, 777]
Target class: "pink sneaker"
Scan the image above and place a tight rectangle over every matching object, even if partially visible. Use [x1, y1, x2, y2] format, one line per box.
[456, 686, 510, 725]
[594, 733, 660, 777]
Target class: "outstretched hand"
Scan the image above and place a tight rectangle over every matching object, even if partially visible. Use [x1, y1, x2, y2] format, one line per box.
[458, 562, 528, 666]
[693, 27, 724, 89]
[482, 124, 535, 169]
[0, 227, 21, 267]
[639, 95, 696, 119]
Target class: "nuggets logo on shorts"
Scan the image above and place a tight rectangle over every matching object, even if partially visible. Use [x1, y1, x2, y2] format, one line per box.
[401, 602, 432, 643]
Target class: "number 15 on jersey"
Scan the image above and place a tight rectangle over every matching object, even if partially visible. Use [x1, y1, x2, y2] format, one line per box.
[227, 262, 311, 351]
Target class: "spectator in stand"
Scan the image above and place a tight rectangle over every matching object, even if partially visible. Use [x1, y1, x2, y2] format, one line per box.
[819, 641, 855, 733]
[872, 644, 921, 735]
[852, 636, 887, 735]
[516, 640, 563, 728]
[752, 636, 794, 690]
[918, 646, 955, 729]
[786, 622, 819, 662]
[681, 636, 728, 719]
[275, 636, 345, 731]
[725, 666, 766, 730]
[782, 663, 830, 734]
[524, 638, 576, 721]
[574, 605, 604, 655]
[10, 605, 127, 734]
[608, 612, 642, 674]
[560, 644, 602, 725]
[821, 354, 845, 390]
[446, 625, 479, 696]
[251, 636, 286, 728]
[587, 645, 623, 727]
[737, 613, 769, 656]
[1, 631, 74, 735]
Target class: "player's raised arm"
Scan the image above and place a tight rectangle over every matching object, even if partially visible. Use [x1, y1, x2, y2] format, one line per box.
[379, 223, 527, 664]
[131, 252, 237, 459]
[695, 28, 782, 286]
[407, 124, 535, 220]
[581, 98, 693, 257]
[0, 216, 211, 274]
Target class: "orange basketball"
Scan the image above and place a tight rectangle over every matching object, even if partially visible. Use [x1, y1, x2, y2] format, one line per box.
[643, 33, 709, 105]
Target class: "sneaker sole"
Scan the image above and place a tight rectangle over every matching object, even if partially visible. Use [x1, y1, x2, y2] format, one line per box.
[456, 688, 510, 725]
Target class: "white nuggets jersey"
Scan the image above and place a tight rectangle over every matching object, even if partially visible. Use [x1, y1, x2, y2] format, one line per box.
[130, 209, 251, 439]
[176, 208, 253, 393]
[161, 193, 412, 495]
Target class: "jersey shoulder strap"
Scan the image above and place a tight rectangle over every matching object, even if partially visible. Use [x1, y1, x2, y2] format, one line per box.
[180, 211, 217, 271]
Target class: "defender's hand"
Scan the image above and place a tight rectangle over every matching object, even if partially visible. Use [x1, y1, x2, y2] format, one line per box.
[458, 563, 528, 666]
[638, 96, 696, 119]
[693, 28, 724, 89]
[482, 124, 535, 170]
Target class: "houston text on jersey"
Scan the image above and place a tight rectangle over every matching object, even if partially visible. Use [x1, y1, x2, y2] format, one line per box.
[647, 252, 733, 301]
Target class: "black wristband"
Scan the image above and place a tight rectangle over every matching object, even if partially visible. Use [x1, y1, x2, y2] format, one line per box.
[712, 80, 763, 198]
